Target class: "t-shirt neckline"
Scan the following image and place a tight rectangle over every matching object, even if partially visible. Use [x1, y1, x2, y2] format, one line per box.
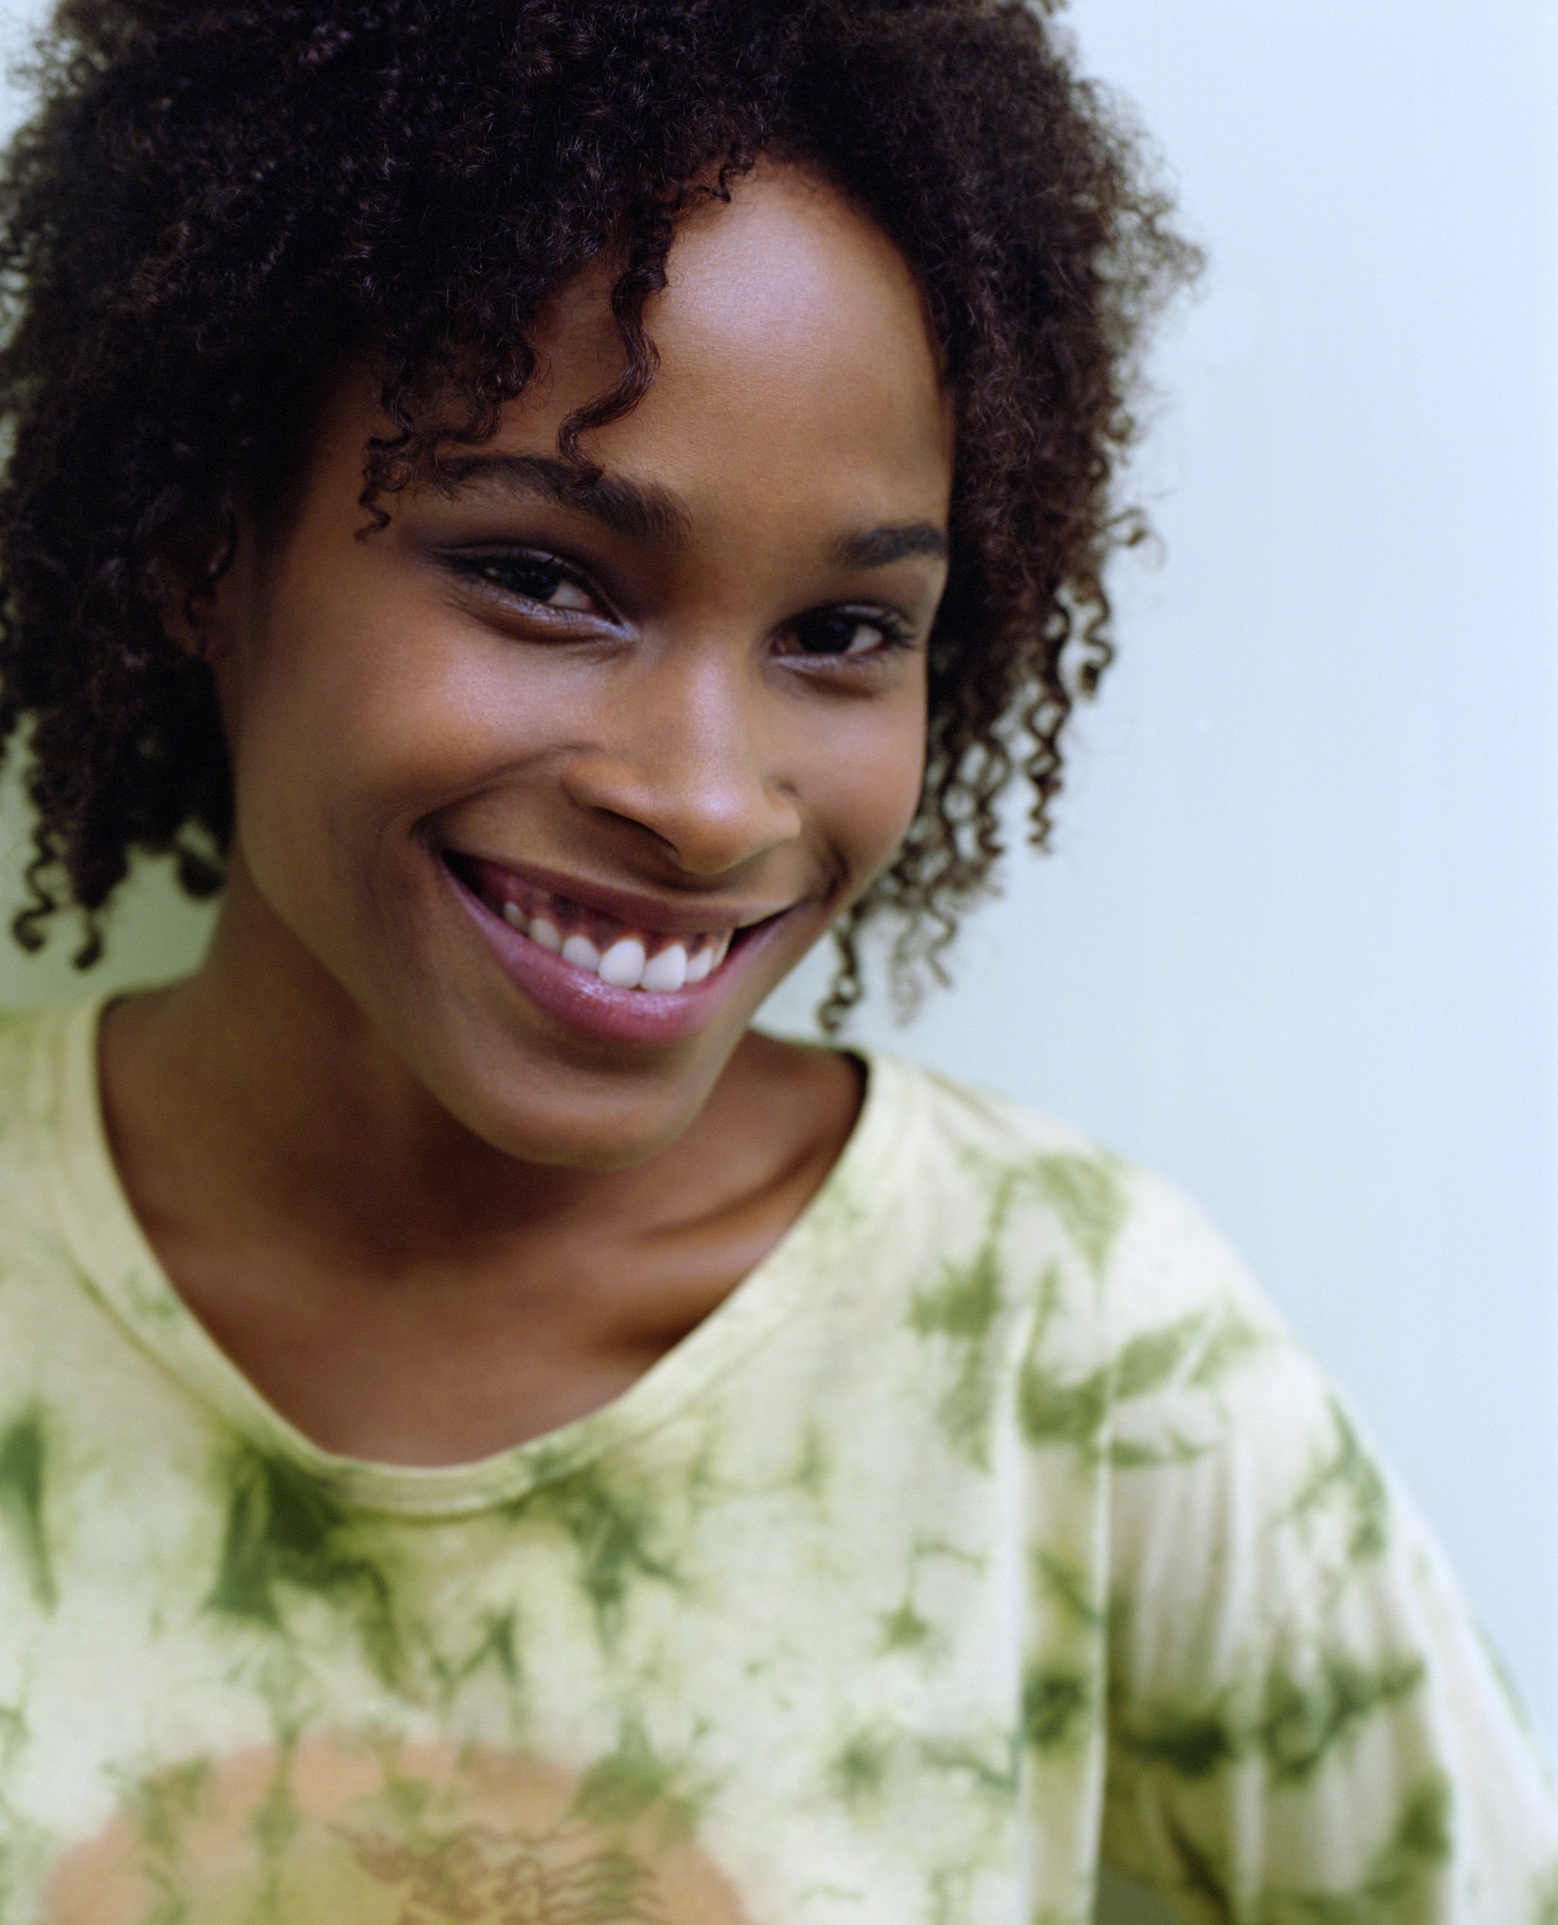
[44, 992, 914, 1518]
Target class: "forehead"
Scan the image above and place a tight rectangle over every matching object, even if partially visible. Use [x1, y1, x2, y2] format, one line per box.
[513, 164, 955, 530]
[295, 165, 955, 553]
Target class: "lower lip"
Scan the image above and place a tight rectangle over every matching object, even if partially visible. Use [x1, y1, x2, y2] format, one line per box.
[445, 866, 788, 1046]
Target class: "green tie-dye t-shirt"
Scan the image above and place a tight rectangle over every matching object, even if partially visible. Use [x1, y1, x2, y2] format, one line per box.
[0, 996, 1551, 1924]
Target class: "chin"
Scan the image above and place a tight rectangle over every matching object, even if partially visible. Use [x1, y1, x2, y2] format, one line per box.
[416, 1010, 737, 1171]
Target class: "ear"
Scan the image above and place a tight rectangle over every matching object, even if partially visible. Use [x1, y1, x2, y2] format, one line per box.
[154, 578, 221, 662]
[148, 513, 245, 663]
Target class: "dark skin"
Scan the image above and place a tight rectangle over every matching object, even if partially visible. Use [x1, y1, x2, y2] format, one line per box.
[98, 166, 954, 1466]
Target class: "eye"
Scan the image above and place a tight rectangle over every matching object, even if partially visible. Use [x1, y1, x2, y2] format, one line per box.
[786, 608, 911, 659]
[457, 550, 601, 615]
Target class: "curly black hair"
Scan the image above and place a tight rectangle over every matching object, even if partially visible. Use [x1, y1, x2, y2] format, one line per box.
[0, 0, 1195, 1024]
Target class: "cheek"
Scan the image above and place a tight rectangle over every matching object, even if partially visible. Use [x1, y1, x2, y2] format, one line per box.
[220, 590, 515, 916]
[801, 685, 927, 881]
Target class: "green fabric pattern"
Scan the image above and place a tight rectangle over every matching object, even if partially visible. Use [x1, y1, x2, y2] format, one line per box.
[0, 997, 1544, 1924]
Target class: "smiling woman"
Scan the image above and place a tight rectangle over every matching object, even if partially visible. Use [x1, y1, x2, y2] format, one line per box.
[181, 179, 950, 1141]
[155, 176, 947, 1168]
[0, 3, 1549, 1923]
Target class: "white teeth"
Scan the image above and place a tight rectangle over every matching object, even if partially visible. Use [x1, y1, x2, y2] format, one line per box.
[598, 937, 647, 989]
[498, 888, 731, 993]
[640, 943, 688, 993]
[561, 934, 601, 972]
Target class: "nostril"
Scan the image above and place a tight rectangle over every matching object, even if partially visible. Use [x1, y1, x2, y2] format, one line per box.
[558, 749, 802, 877]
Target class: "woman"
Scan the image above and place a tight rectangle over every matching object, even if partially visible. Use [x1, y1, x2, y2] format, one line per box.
[0, 1, 1548, 1919]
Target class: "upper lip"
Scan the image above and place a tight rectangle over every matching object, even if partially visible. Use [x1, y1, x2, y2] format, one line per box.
[443, 849, 800, 938]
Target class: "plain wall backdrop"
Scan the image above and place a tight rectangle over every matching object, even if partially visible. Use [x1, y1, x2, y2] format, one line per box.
[0, 5, 1550, 1917]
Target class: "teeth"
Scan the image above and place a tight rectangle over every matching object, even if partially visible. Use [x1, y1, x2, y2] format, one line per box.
[560, 934, 601, 972]
[640, 943, 687, 992]
[598, 937, 647, 989]
[488, 878, 733, 995]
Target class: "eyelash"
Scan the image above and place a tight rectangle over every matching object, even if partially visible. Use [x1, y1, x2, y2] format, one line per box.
[447, 546, 917, 663]
[451, 549, 602, 616]
[785, 607, 916, 660]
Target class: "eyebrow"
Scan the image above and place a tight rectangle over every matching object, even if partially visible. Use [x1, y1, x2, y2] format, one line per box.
[429, 451, 949, 570]
[429, 453, 694, 546]
[832, 522, 949, 569]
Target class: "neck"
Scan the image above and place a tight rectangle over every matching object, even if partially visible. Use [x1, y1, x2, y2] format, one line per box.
[93, 862, 862, 1463]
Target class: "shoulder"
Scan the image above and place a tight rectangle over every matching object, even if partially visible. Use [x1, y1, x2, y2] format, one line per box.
[870, 1051, 1264, 1313]
[0, 996, 104, 1324]
[0, 997, 86, 1148]
[0, 996, 112, 1274]
[856, 1054, 1295, 1432]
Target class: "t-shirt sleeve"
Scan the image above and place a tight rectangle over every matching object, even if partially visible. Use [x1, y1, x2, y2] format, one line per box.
[1094, 1172, 1558, 1922]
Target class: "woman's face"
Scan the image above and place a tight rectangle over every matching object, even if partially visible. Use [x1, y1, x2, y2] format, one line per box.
[207, 166, 954, 1166]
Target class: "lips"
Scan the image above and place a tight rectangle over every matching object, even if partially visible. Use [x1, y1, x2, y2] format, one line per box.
[459, 860, 734, 994]
[443, 852, 792, 1046]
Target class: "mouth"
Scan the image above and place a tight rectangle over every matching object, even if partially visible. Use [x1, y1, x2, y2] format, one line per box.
[447, 853, 750, 988]
[441, 850, 794, 1045]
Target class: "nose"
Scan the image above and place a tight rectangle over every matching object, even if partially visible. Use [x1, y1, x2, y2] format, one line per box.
[557, 656, 804, 878]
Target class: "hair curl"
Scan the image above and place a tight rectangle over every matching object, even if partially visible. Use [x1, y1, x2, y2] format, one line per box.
[0, 0, 1195, 1024]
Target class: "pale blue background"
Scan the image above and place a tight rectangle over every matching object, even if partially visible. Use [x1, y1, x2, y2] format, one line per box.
[0, 7, 1550, 1917]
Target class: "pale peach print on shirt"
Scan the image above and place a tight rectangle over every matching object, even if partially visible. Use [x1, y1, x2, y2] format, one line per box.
[43, 1734, 751, 1924]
